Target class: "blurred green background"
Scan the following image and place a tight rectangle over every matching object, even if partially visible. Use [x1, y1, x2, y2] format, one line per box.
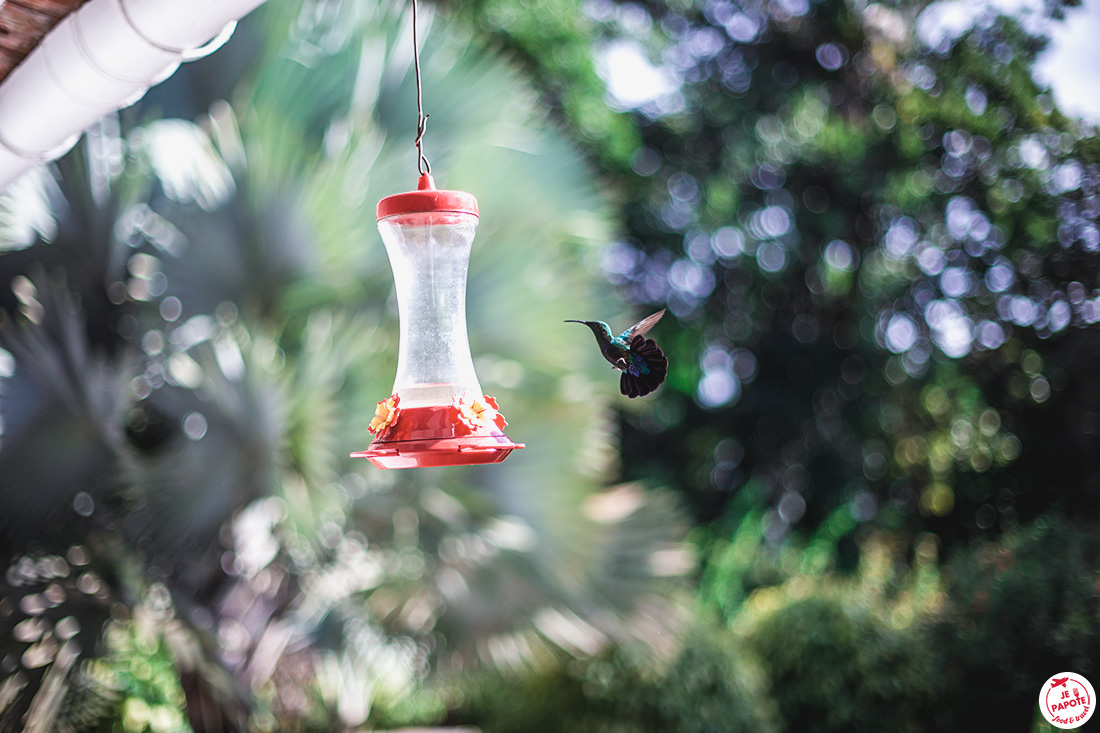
[1, 0, 1098, 730]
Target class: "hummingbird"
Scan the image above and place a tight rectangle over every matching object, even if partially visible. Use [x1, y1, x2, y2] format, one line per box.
[565, 310, 668, 397]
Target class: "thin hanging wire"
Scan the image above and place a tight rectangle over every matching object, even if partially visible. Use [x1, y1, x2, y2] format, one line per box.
[412, 0, 431, 176]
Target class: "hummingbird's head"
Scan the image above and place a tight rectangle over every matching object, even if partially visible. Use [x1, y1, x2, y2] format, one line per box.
[564, 319, 613, 340]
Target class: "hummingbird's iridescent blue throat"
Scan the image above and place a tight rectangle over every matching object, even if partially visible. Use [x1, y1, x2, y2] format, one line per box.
[565, 310, 668, 398]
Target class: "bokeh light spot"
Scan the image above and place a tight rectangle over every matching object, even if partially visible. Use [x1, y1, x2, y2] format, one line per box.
[183, 412, 208, 441]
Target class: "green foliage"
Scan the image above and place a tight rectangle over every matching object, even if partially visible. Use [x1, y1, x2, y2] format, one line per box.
[697, 514, 1100, 733]
[445, 0, 641, 172]
[458, 530, 958, 733]
[746, 595, 939, 733]
[929, 515, 1100, 731]
[95, 612, 190, 733]
[456, 624, 776, 733]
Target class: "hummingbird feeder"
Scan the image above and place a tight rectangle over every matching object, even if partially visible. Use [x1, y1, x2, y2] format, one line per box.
[352, 0, 523, 469]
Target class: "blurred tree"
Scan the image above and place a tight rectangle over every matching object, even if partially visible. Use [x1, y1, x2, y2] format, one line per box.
[446, 0, 1100, 728]
[455, 0, 1100, 569]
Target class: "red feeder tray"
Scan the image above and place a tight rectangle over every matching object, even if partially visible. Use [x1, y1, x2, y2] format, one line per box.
[352, 402, 524, 469]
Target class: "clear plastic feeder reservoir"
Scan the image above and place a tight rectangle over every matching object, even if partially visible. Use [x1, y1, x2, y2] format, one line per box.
[353, 174, 523, 469]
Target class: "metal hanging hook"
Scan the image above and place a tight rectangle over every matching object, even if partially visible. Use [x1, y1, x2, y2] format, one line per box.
[412, 0, 431, 176]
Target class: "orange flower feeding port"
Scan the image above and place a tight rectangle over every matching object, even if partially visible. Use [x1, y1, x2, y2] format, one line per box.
[352, 173, 524, 469]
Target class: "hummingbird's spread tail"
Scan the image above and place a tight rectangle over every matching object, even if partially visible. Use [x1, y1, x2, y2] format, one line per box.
[620, 335, 667, 398]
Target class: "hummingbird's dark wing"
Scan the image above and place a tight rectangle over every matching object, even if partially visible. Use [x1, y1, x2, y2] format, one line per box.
[619, 334, 668, 398]
[618, 309, 665, 341]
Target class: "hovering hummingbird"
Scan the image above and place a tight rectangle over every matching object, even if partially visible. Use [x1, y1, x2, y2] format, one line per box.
[565, 310, 668, 397]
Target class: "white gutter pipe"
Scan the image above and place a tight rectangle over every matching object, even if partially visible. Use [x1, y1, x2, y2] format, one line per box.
[0, 0, 270, 190]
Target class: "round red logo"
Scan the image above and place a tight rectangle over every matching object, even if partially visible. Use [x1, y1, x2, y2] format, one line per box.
[1040, 672, 1095, 729]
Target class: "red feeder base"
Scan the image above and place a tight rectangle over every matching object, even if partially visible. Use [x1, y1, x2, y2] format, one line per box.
[352, 403, 524, 469]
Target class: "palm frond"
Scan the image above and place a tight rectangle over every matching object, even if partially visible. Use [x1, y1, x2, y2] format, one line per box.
[0, 0, 697, 726]
[118, 330, 284, 575]
[0, 278, 132, 553]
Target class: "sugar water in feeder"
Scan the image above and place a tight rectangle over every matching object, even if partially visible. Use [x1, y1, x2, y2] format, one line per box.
[353, 173, 524, 469]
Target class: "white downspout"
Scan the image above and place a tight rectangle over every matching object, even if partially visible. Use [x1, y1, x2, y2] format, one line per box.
[0, 0, 270, 190]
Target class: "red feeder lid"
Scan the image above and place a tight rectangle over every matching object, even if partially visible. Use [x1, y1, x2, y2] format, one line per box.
[377, 173, 479, 221]
[352, 401, 524, 469]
